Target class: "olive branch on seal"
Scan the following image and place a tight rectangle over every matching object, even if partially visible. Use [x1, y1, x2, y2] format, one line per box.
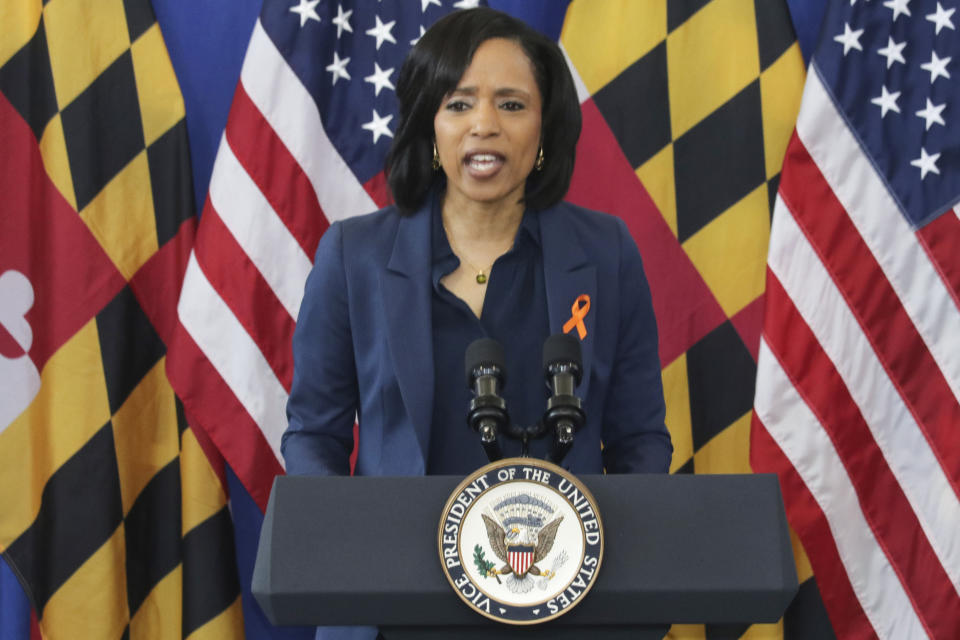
[473, 545, 501, 583]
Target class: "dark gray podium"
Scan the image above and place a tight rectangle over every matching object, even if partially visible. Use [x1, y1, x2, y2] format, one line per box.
[253, 474, 797, 639]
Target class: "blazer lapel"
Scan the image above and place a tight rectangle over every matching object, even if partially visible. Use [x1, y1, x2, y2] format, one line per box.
[381, 203, 434, 470]
[541, 208, 596, 402]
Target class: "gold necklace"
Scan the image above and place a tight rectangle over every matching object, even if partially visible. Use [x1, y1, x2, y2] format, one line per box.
[444, 225, 492, 285]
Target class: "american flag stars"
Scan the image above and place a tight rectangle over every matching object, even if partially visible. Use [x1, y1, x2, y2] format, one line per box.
[290, 0, 321, 27]
[920, 50, 952, 82]
[910, 147, 941, 178]
[872, 85, 902, 116]
[877, 36, 907, 67]
[366, 15, 397, 50]
[362, 109, 393, 143]
[290, 1, 455, 146]
[332, 4, 353, 38]
[834, 22, 865, 55]
[926, 2, 956, 33]
[834, 0, 957, 188]
[916, 97, 947, 128]
[411, 25, 426, 46]
[326, 51, 350, 84]
[364, 62, 395, 96]
[884, 0, 913, 21]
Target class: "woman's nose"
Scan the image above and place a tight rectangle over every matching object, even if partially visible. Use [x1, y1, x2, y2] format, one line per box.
[470, 101, 500, 136]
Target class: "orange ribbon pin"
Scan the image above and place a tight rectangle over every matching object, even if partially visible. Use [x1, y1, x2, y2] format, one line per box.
[562, 294, 591, 340]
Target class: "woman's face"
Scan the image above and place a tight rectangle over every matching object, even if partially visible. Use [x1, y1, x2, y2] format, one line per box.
[433, 38, 543, 211]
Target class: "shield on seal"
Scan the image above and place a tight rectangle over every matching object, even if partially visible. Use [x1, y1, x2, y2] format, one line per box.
[507, 545, 535, 576]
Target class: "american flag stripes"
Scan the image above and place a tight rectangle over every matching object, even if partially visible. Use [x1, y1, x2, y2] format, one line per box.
[508, 546, 535, 576]
[167, 1, 468, 510]
[752, 1, 960, 638]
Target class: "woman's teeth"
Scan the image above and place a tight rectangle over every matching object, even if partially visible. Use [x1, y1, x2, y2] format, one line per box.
[467, 154, 501, 170]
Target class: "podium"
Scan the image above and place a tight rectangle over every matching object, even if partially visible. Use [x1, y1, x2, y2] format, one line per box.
[253, 473, 797, 639]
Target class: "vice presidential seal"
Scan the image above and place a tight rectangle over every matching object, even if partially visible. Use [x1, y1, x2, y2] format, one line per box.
[437, 457, 603, 624]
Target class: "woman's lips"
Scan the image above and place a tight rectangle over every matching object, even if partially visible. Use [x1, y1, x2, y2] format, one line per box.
[463, 152, 505, 177]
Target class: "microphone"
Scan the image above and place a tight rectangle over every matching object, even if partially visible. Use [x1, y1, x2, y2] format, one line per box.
[542, 333, 586, 465]
[465, 338, 507, 462]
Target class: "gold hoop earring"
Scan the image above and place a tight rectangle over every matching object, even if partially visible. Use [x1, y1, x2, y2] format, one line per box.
[534, 146, 544, 171]
[432, 143, 441, 170]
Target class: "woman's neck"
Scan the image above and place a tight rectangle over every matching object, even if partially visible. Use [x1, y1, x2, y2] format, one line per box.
[440, 191, 525, 247]
[438, 192, 525, 318]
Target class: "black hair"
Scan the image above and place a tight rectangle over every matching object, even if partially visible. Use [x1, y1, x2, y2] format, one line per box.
[385, 7, 582, 214]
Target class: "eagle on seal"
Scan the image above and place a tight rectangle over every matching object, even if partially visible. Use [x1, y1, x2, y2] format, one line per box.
[481, 513, 564, 579]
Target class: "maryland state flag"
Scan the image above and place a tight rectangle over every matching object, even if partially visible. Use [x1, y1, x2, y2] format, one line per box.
[0, 1, 243, 637]
[559, 1, 829, 638]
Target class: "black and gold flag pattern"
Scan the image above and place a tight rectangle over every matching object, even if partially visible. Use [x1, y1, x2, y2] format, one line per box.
[0, 0, 243, 637]
[561, 1, 835, 638]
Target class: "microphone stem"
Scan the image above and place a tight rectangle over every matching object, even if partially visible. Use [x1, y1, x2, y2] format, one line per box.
[552, 373, 575, 396]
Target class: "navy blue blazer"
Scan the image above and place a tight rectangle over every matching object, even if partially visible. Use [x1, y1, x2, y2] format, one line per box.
[283, 198, 671, 478]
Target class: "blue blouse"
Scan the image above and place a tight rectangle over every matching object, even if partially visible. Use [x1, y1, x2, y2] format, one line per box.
[427, 205, 552, 474]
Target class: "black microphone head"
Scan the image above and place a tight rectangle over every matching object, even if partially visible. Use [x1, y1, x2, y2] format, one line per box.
[543, 333, 582, 381]
[465, 338, 506, 388]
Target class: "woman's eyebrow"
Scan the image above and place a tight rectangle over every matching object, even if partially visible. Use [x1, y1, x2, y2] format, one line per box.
[449, 86, 532, 98]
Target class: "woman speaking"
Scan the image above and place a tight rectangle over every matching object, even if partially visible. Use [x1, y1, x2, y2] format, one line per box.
[282, 8, 672, 480]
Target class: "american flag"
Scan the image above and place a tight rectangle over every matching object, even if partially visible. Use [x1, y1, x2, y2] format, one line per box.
[166, 0, 480, 512]
[751, 1, 960, 638]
